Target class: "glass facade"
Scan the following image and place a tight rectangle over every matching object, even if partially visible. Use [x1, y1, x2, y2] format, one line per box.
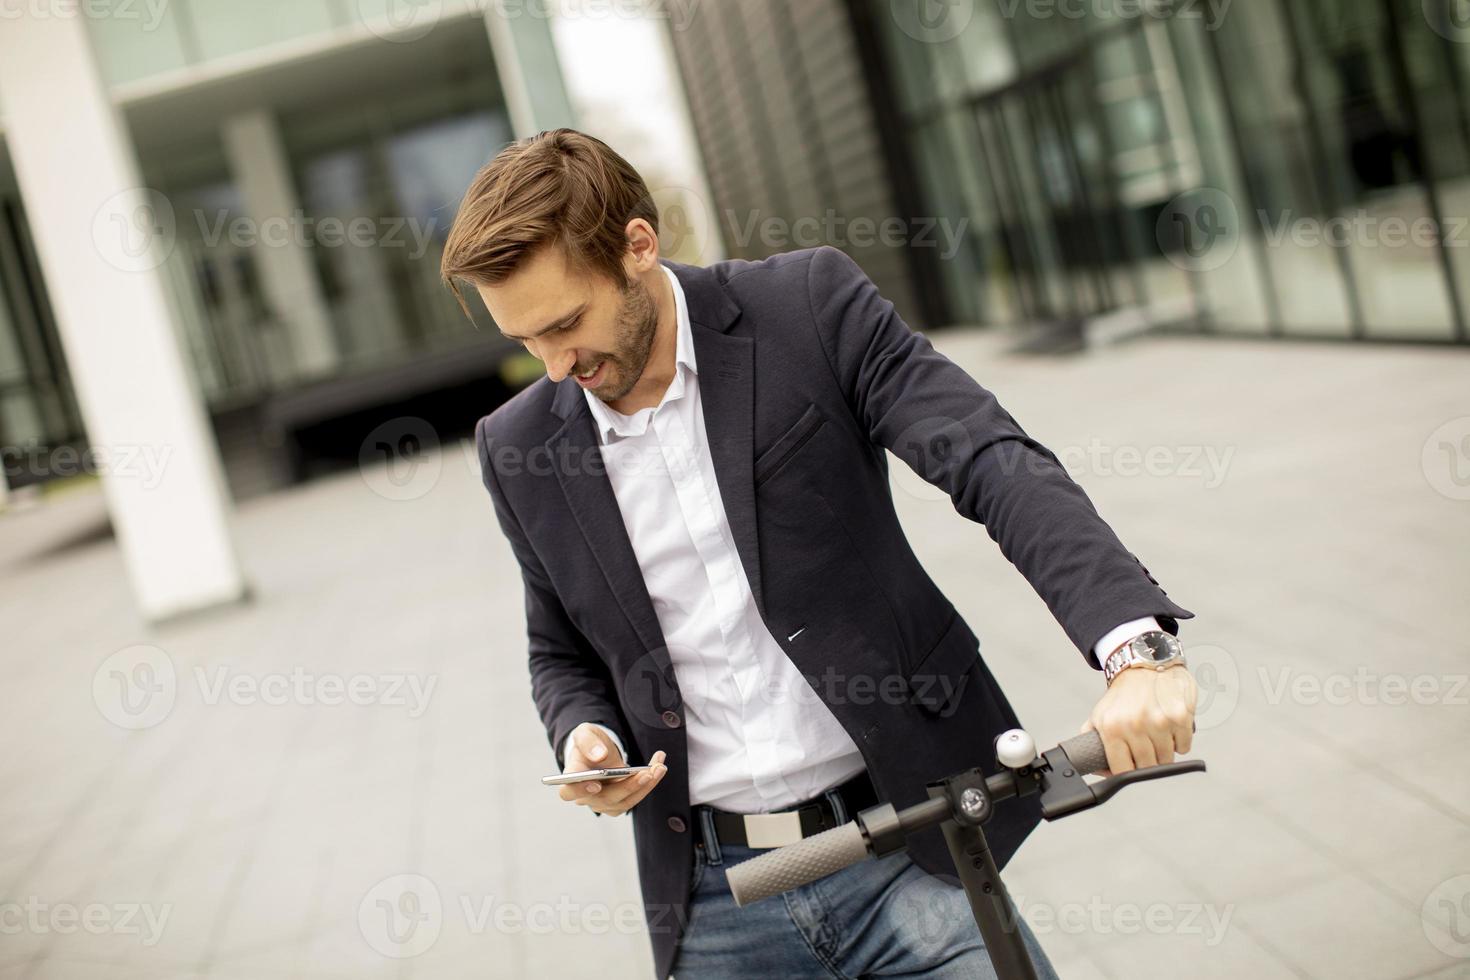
[118, 22, 515, 410]
[872, 0, 1470, 343]
[1, 11, 522, 493]
[86, 0, 480, 86]
[143, 99, 513, 408]
[0, 151, 83, 489]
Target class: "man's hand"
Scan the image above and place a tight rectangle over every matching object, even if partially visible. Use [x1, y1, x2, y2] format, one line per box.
[1083, 665, 1197, 774]
[559, 722, 668, 816]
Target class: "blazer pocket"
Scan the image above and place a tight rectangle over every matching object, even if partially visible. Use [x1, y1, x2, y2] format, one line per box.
[754, 403, 825, 486]
[906, 612, 977, 717]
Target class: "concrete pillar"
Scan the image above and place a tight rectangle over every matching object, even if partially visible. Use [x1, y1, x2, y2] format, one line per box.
[483, 6, 579, 137]
[0, 13, 247, 620]
[221, 109, 339, 381]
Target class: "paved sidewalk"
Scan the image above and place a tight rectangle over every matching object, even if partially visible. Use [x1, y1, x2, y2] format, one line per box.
[1, 331, 1467, 979]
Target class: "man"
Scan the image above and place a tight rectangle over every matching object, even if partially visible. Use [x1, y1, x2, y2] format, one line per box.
[444, 129, 1197, 979]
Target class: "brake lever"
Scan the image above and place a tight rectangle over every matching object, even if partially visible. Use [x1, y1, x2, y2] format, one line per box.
[1037, 746, 1206, 820]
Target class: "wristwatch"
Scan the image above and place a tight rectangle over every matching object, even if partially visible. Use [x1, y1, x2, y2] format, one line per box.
[1102, 630, 1186, 686]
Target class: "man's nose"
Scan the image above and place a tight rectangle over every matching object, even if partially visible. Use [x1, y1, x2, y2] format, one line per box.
[542, 346, 577, 383]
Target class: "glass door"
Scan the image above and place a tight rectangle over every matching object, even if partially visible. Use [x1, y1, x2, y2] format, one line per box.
[971, 54, 1143, 325]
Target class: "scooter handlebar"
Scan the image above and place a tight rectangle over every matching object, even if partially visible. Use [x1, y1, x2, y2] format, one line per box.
[726, 730, 1112, 907]
[1055, 729, 1109, 776]
[726, 820, 869, 907]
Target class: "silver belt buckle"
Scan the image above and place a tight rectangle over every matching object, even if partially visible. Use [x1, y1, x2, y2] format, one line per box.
[742, 810, 804, 848]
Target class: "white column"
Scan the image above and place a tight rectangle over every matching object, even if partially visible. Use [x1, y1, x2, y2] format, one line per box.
[483, 6, 579, 137]
[0, 14, 247, 620]
[221, 109, 339, 381]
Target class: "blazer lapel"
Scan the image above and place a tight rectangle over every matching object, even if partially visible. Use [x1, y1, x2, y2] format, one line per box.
[665, 258, 764, 619]
[546, 386, 669, 664]
[544, 259, 762, 661]
[688, 323, 763, 618]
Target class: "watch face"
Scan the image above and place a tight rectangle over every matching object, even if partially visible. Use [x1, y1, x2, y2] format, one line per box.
[1132, 633, 1177, 663]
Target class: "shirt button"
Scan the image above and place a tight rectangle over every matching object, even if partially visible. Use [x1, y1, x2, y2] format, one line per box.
[667, 815, 687, 833]
[661, 709, 682, 728]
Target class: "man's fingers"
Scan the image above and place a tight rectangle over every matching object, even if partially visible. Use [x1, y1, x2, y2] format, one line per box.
[560, 782, 597, 803]
[569, 782, 604, 805]
[611, 774, 662, 812]
[597, 774, 659, 813]
[589, 754, 669, 815]
[1149, 727, 1174, 765]
[603, 753, 668, 800]
[1128, 731, 1159, 769]
[1084, 720, 1130, 776]
[593, 752, 668, 808]
[606, 764, 666, 814]
[1174, 723, 1194, 756]
[559, 776, 608, 804]
[1163, 667, 1196, 756]
[571, 724, 612, 766]
[1102, 734, 1132, 775]
[561, 751, 669, 813]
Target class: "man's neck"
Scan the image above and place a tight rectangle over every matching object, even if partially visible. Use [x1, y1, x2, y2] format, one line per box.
[608, 268, 678, 416]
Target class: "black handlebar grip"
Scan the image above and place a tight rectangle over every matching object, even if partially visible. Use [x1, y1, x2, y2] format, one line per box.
[726, 822, 870, 907]
[1057, 730, 1109, 775]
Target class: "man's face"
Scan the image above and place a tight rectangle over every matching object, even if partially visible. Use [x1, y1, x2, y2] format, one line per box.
[477, 244, 658, 404]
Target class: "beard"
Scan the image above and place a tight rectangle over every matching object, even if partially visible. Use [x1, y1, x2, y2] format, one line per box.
[576, 273, 659, 404]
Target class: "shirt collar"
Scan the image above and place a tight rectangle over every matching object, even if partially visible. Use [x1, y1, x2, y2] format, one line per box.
[584, 263, 696, 444]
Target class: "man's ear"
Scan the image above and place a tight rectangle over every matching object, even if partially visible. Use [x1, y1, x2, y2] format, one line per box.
[624, 217, 660, 272]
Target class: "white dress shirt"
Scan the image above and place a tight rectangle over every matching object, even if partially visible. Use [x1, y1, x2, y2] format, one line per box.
[565, 264, 1161, 812]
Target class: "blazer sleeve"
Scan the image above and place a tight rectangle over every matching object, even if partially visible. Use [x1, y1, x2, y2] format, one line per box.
[476, 416, 632, 772]
[803, 245, 1194, 666]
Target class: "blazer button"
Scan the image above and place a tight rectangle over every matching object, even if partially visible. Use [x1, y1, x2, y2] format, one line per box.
[661, 709, 682, 728]
[667, 815, 687, 833]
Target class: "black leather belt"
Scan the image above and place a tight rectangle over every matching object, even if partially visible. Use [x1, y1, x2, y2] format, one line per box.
[693, 769, 880, 853]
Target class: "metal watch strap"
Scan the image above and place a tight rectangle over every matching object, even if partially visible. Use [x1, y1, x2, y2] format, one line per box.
[1102, 630, 1184, 685]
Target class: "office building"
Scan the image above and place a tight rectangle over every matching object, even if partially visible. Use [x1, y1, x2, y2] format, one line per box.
[670, 0, 1470, 344]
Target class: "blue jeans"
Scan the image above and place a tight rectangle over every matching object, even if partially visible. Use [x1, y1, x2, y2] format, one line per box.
[669, 840, 1060, 979]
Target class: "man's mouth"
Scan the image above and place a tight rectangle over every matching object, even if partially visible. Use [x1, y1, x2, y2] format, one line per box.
[574, 360, 606, 389]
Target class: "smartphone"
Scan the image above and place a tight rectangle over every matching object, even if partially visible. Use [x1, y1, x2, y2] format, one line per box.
[541, 766, 654, 786]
